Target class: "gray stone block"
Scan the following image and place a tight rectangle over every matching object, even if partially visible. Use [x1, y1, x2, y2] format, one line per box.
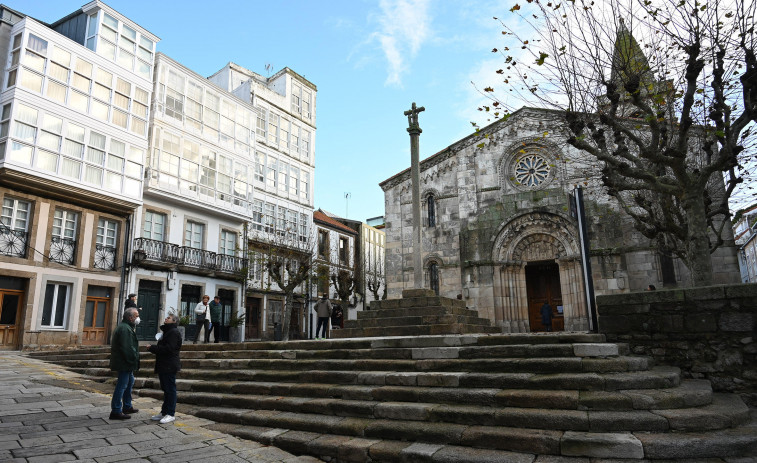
[560, 431, 643, 458]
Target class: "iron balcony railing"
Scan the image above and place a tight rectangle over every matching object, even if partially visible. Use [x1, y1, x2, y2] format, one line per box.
[216, 253, 248, 274]
[0, 226, 28, 258]
[178, 246, 216, 271]
[93, 243, 117, 270]
[132, 238, 180, 265]
[49, 236, 76, 265]
[132, 237, 247, 278]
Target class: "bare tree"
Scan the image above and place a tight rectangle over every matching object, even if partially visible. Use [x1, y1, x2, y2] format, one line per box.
[247, 227, 314, 341]
[478, 0, 756, 286]
[364, 252, 386, 302]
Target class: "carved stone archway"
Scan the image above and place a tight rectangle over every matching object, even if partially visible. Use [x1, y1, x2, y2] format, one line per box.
[491, 211, 589, 333]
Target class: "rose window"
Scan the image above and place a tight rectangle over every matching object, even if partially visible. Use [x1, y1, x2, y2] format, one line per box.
[514, 154, 551, 188]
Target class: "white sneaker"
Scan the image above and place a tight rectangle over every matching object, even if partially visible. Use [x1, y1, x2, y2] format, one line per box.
[150, 413, 164, 421]
[159, 415, 175, 424]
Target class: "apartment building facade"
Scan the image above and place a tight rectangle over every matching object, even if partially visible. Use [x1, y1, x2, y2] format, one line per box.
[0, 2, 157, 349]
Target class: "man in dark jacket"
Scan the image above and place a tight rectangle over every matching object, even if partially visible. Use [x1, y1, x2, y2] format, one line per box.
[313, 293, 332, 339]
[206, 296, 222, 343]
[148, 313, 182, 424]
[109, 308, 140, 420]
[541, 301, 553, 332]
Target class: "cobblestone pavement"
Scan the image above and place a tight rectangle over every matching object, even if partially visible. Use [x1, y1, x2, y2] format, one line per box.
[0, 352, 321, 463]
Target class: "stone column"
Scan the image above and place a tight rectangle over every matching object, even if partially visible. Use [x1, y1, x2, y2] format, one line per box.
[404, 102, 425, 289]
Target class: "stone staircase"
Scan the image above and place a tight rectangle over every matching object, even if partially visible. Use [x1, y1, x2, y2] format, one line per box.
[332, 289, 500, 338]
[28, 333, 757, 462]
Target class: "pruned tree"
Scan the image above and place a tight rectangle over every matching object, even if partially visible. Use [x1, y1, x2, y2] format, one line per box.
[478, 0, 756, 286]
[248, 226, 314, 341]
[331, 269, 357, 309]
[364, 253, 386, 302]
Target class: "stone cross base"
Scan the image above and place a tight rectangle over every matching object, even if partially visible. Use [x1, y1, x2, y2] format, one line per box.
[331, 290, 499, 338]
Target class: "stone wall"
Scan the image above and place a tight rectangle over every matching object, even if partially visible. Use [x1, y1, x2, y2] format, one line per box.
[597, 284, 757, 405]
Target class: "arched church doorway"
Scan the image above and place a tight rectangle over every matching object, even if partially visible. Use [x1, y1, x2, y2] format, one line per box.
[525, 260, 564, 331]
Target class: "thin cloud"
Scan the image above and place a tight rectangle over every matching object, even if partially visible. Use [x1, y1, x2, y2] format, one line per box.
[374, 0, 432, 86]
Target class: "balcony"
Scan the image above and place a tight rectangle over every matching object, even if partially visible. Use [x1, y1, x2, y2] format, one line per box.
[93, 244, 117, 271]
[49, 236, 76, 265]
[215, 253, 247, 279]
[0, 227, 28, 258]
[132, 238, 179, 270]
[177, 246, 216, 275]
[132, 238, 247, 280]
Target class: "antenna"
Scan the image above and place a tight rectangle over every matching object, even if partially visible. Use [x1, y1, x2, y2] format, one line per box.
[345, 192, 351, 219]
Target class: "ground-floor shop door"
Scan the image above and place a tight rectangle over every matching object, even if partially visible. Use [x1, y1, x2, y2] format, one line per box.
[0, 289, 23, 349]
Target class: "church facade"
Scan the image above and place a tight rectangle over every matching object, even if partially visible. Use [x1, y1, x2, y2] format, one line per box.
[380, 108, 741, 333]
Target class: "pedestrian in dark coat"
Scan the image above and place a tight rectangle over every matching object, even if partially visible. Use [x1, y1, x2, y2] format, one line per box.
[147, 313, 182, 424]
[207, 296, 222, 343]
[109, 308, 140, 420]
[313, 293, 332, 339]
[540, 302, 553, 332]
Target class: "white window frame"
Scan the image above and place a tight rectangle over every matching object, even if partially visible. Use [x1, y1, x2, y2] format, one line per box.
[97, 218, 118, 247]
[220, 230, 236, 256]
[52, 209, 78, 239]
[1, 197, 30, 231]
[184, 221, 204, 249]
[143, 211, 166, 241]
[41, 282, 71, 328]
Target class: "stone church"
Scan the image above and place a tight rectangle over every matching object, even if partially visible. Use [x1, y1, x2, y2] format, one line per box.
[380, 107, 741, 333]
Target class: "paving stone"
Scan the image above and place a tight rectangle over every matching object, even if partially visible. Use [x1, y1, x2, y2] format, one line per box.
[560, 432, 644, 458]
[26, 454, 78, 463]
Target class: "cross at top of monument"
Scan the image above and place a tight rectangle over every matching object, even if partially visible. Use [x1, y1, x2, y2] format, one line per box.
[404, 102, 425, 133]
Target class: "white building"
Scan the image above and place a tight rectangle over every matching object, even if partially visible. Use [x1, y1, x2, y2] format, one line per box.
[0, 1, 157, 349]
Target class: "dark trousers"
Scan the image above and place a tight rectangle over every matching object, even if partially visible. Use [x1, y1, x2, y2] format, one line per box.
[158, 371, 177, 416]
[206, 322, 222, 343]
[111, 370, 134, 412]
[316, 317, 329, 338]
[193, 319, 208, 343]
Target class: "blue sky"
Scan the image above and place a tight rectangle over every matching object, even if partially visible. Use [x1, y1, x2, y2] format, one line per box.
[20, 0, 509, 221]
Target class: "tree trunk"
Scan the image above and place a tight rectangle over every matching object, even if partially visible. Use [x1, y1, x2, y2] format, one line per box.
[281, 294, 293, 341]
[683, 191, 714, 286]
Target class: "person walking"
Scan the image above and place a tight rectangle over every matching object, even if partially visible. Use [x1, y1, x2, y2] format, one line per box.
[313, 293, 332, 339]
[193, 295, 210, 344]
[207, 295, 222, 343]
[109, 307, 140, 420]
[148, 313, 182, 424]
[541, 301, 553, 332]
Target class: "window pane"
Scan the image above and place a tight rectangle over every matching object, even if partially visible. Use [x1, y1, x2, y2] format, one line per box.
[99, 39, 116, 60]
[96, 68, 112, 86]
[105, 171, 121, 191]
[19, 69, 42, 93]
[42, 114, 62, 133]
[130, 117, 145, 135]
[54, 285, 67, 326]
[8, 141, 32, 164]
[103, 13, 118, 29]
[41, 284, 55, 326]
[91, 99, 109, 121]
[112, 109, 128, 128]
[86, 148, 104, 165]
[24, 50, 45, 73]
[75, 58, 92, 76]
[61, 157, 81, 178]
[36, 150, 58, 172]
[70, 91, 88, 112]
[62, 139, 83, 158]
[38, 131, 61, 151]
[84, 165, 102, 185]
[93, 83, 110, 101]
[12, 122, 35, 142]
[89, 132, 106, 149]
[27, 34, 48, 54]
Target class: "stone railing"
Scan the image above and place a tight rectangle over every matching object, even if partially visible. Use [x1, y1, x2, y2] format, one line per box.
[597, 283, 757, 406]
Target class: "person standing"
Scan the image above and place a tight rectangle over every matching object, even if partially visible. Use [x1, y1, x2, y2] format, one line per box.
[193, 295, 210, 344]
[109, 307, 140, 420]
[541, 301, 553, 332]
[313, 293, 332, 339]
[207, 296, 222, 343]
[148, 313, 182, 424]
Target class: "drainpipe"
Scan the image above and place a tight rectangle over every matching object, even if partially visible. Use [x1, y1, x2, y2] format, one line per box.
[118, 213, 133, 324]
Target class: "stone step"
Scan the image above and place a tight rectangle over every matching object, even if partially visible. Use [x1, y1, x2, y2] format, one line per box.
[345, 314, 493, 329]
[357, 306, 479, 319]
[207, 419, 757, 462]
[190, 394, 752, 455]
[35, 342, 630, 363]
[136, 377, 712, 411]
[138, 385, 735, 431]
[78, 365, 683, 391]
[58, 354, 653, 374]
[333, 324, 505, 338]
[370, 296, 467, 311]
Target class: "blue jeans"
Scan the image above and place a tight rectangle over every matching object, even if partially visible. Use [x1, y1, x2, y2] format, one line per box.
[111, 370, 135, 412]
[316, 317, 329, 338]
[158, 372, 177, 416]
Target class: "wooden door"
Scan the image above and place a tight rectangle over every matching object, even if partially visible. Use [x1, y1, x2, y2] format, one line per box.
[82, 297, 109, 345]
[136, 281, 161, 341]
[0, 290, 23, 349]
[245, 297, 260, 339]
[525, 261, 564, 332]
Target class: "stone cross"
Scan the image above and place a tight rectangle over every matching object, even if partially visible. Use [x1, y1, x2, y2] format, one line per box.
[404, 102, 425, 289]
